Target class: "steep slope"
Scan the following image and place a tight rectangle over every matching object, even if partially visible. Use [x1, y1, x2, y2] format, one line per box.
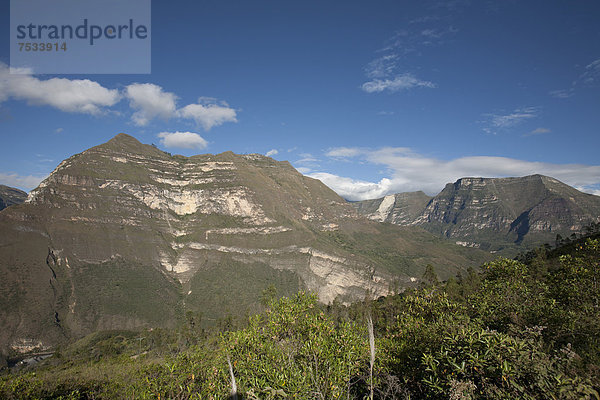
[0, 134, 490, 353]
[353, 191, 432, 224]
[354, 175, 600, 253]
[0, 185, 27, 211]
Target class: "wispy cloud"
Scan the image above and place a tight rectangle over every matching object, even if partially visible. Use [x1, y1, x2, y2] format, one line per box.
[360, 18, 457, 94]
[365, 55, 399, 79]
[580, 58, 600, 85]
[0, 172, 47, 192]
[549, 88, 574, 99]
[157, 131, 208, 150]
[326, 147, 364, 158]
[362, 74, 436, 93]
[265, 149, 278, 157]
[308, 146, 600, 201]
[296, 153, 319, 164]
[482, 107, 540, 134]
[525, 127, 551, 137]
[550, 57, 600, 99]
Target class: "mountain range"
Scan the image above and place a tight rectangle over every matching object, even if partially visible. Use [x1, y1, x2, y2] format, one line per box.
[353, 175, 600, 254]
[0, 134, 490, 355]
[0, 185, 27, 211]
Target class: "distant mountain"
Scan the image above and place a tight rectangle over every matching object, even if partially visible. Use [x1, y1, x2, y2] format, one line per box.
[353, 175, 600, 254]
[0, 134, 489, 353]
[0, 185, 27, 211]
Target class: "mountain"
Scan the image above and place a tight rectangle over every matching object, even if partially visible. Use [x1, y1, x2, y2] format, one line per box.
[0, 185, 27, 211]
[352, 191, 432, 225]
[354, 175, 600, 254]
[0, 133, 490, 353]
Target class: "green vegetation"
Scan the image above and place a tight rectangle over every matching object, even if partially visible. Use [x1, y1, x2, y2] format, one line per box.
[2, 237, 599, 399]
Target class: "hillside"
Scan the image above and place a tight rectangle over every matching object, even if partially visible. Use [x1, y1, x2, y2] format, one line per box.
[2, 234, 598, 399]
[0, 185, 27, 211]
[354, 175, 600, 254]
[0, 133, 490, 353]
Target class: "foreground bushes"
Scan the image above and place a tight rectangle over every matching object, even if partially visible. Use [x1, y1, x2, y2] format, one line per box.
[1, 240, 599, 399]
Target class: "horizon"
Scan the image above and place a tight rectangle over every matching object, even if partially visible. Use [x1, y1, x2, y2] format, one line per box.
[6, 131, 597, 202]
[1, 0, 600, 200]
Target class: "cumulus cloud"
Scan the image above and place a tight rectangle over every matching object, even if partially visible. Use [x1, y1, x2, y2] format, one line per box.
[0, 63, 239, 131]
[266, 149, 278, 157]
[362, 74, 436, 93]
[0, 172, 47, 192]
[308, 146, 600, 201]
[0, 63, 120, 114]
[157, 131, 208, 150]
[125, 83, 178, 126]
[308, 172, 394, 201]
[178, 100, 237, 131]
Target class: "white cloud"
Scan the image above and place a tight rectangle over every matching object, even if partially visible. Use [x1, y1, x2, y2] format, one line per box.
[309, 146, 600, 201]
[124, 85, 237, 130]
[0, 63, 120, 114]
[55, 128, 64, 133]
[362, 74, 436, 93]
[266, 149, 278, 157]
[580, 58, 600, 85]
[488, 107, 539, 128]
[325, 147, 364, 158]
[296, 167, 312, 174]
[482, 107, 539, 134]
[525, 127, 551, 136]
[296, 153, 319, 164]
[308, 172, 394, 201]
[0, 172, 47, 192]
[549, 57, 600, 99]
[157, 131, 208, 150]
[125, 83, 178, 126]
[549, 88, 574, 99]
[178, 100, 238, 130]
[365, 55, 399, 79]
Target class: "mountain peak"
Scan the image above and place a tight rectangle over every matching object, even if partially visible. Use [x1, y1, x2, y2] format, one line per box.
[108, 132, 141, 145]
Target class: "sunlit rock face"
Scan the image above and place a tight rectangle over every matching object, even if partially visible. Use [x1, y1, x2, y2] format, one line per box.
[354, 175, 600, 253]
[1, 133, 490, 352]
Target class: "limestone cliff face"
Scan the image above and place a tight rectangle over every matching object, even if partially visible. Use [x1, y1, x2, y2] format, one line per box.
[0, 134, 489, 352]
[353, 191, 431, 225]
[354, 175, 600, 252]
[0, 185, 27, 211]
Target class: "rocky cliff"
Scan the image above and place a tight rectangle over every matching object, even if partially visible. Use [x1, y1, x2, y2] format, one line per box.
[0, 185, 27, 211]
[0, 133, 489, 353]
[354, 175, 600, 253]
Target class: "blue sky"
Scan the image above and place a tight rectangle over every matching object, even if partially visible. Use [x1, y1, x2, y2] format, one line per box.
[1, 0, 599, 200]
